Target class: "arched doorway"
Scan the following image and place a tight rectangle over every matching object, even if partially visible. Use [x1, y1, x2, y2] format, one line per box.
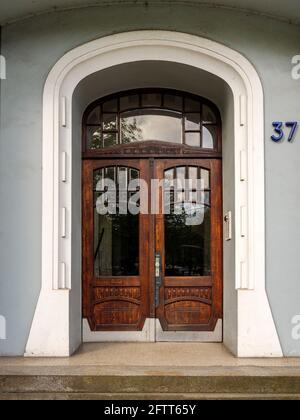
[25, 31, 282, 357]
[82, 89, 223, 341]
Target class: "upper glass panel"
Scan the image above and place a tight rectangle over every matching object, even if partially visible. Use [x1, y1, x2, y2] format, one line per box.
[84, 90, 220, 151]
[121, 109, 182, 144]
[164, 166, 211, 277]
[93, 166, 140, 277]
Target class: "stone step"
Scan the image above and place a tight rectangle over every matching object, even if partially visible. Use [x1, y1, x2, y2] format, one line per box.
[1, 371, 300, 399]
[1, 392, 300, 400]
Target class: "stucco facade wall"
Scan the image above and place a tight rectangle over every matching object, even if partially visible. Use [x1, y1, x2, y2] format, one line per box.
[0, 3, 300, 355]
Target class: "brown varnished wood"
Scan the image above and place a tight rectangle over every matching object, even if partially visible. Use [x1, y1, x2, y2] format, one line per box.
[82, 160, 93, 319]
[165, 277, 212, 287]
[154, 159, 223, 332]
[83, 157, 223, 333]
[82, 141, 222, 160]
[82, 159, 150, 331]
[82, 89, 223, 335]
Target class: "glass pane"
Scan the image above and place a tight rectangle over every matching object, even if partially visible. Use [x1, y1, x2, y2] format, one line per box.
[189, 166, 198, 181]
[202, 104, 217, 124]
[120, 94, 139, 111]
[103, 132, 118, 148]
[165, 168, 174, 185]
[165, 210, 211, 276]
[142, 93, 162, 108]
[87, 106, 101, 125]
[203, 126, 216, 149]
[185, 113, 200, 131]
[185, 132, 200, 147]
[201, 168, 210, 189]
[94, 212, 139, 276]
[94, 168, 105, 190]
[105, 166, 116, 182]
[94, 167, 140, 277]
[176, 167, 186, 183]
[103, 114, 117, 131]
[165, 167, 211, 276]
[129, 168, 139, 182]
[204, 192, 210, 206]
[103, 98, 118, 112]
[121, 109, 182, 144]
[128, 168, 139, 192]
[164, 94, 183, 112]
[87, 127, 102, 149]
[185, 97, 201, 112]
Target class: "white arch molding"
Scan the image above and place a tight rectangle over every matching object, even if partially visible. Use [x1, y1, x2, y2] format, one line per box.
[25, 31, 283, 357]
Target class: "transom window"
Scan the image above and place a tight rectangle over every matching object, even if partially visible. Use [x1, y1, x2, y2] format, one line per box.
[83, 89, 221, 153]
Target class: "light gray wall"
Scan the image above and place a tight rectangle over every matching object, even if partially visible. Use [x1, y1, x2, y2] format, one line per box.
[0, 3, 300, 356]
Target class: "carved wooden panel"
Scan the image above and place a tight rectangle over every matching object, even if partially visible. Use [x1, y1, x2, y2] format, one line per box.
[93, 286, 142, 328]
[164, 287, 212, 325]
[83, 140, 221, 159]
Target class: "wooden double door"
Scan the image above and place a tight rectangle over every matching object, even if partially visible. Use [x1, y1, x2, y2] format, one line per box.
[83, 157, 222, 336]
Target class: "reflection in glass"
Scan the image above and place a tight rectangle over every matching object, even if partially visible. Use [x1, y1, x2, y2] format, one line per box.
[186, 132, 200, 147]
[201, 168, 210, 189]
[87, 127, 101, 149]
[189, 167, 198, 182]
[103, 99, 118, 112]
[185, 113, 200, 131]
[202, 104, 217, 123]
[165, 210, 211, 276]
[185, 98, 201, 112]
[203, 126, 216, 149]
[121, 110, 182, 144]
[120, 95, 139, 111]
[164, 166, 211, 277]
[94, 167, 140, 277]
[85, 91, 220, 151]
[103, 132, 118, 148]
[142, 93, 162, 108]
[164, 94, 183, 111]
[87, 107, 100, 125]
[103, 114, 117, 131]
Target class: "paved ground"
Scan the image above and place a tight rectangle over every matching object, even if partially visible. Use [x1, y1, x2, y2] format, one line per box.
[0, 343, 300, 376]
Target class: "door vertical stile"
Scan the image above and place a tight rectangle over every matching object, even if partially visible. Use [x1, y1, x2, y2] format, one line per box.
[154, 160, 166, 326]
[82, 160, 94, 322]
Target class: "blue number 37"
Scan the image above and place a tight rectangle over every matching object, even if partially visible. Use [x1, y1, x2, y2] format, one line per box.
[271, 121, 298, 143]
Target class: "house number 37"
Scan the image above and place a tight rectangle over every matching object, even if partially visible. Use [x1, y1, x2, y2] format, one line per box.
[271, 122, 298, 143]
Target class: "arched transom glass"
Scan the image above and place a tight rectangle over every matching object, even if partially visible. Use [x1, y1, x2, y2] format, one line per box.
[83, 90, 221, 151]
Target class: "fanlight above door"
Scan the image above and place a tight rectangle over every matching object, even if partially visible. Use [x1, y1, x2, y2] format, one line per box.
[83, 89, 221, 157]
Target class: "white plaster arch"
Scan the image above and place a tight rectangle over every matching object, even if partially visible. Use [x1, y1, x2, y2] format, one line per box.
[25, 30, 283, 357]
